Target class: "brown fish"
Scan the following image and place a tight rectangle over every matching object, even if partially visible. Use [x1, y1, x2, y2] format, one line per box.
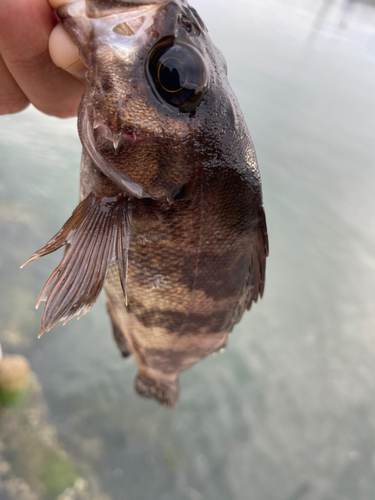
[23, 0, 268, 408]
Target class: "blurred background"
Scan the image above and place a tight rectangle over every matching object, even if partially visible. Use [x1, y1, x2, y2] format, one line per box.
[1, 0, 375, 498]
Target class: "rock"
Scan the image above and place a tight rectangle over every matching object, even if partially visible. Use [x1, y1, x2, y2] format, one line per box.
[0, 355, 31, 406]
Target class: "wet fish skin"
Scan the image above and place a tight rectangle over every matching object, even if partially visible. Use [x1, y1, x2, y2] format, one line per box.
[25, 0, 268, 408]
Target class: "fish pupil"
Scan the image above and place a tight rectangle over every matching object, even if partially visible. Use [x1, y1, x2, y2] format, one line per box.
[158, 58, 187, 93]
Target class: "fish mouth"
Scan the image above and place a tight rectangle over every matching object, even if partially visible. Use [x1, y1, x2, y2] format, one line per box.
[123, 132, 147, 143]
[91, 110, 177, 148]
[93, 122, 149, 148]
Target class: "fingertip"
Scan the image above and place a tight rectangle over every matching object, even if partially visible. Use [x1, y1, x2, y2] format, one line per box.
[49, 23, 87, 80]
[47, 0, 68, 9]
[0, 99, 30, 116]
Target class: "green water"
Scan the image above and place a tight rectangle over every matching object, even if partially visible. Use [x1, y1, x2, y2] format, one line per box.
[1, 0, 375, 499]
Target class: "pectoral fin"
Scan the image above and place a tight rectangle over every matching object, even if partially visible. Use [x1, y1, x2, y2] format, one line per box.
[22, 192, 130, 337]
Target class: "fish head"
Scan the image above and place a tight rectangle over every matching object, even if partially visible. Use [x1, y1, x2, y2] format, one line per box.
[59, 0, 239, 200]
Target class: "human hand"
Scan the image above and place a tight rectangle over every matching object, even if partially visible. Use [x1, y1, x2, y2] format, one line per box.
[0, 0, 86, 118]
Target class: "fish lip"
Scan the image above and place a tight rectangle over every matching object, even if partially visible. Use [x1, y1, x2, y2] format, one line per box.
[93, 119, 170, 146]
[121, 130, 148, 143]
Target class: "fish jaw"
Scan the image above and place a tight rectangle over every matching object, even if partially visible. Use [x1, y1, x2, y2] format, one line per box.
[78, 105, 150, 198]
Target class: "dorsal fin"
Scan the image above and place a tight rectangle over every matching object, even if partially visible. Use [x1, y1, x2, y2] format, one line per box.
[22, 192, 130, 337]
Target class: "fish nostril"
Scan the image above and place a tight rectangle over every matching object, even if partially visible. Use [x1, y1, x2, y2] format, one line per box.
[113, 22, 134, 36]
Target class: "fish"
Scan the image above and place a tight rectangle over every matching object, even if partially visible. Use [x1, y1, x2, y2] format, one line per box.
[22, 0, 269, 408]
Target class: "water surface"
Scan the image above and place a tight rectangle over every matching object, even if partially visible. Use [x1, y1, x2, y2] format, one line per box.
[1, 0, 375, 499]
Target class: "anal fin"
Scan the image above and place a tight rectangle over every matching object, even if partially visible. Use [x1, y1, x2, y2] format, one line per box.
[22, 192, 130, 337]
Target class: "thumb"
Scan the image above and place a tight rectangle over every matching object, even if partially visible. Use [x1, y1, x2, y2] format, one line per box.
[48, 0, 87, 80]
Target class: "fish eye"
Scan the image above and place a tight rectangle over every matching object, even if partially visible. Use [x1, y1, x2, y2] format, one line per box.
[147, 40, 207, 113]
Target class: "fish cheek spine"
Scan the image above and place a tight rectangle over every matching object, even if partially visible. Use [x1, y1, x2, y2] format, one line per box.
[22, 0, 268, 409]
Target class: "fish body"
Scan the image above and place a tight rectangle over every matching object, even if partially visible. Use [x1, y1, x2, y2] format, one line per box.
[25, 0, 268, 408]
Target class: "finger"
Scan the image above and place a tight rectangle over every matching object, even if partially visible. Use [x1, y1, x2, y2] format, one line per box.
[49, 23, 87, 80]
[0, 55, 29, 115]
[0, 0, 85, 118]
